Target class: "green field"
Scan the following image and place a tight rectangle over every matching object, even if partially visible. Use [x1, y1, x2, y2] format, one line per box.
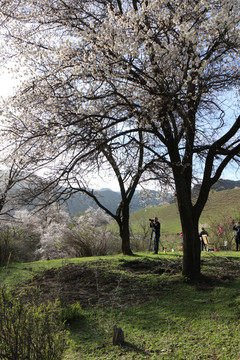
[2, 252, 240, 359]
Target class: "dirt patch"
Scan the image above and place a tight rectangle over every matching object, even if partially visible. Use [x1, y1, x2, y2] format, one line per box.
[118, 258, 182, 275]
[19, 256, 240, 308]
[21, 258, 180, 307]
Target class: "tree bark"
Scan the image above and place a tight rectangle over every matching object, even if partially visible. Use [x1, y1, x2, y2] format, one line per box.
[174, 172, 201, 281]
[181, 218, 201, 281]
[117, 205, 133, 255]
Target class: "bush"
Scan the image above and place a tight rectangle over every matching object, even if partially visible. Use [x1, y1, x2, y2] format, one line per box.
[63, 226, 113, 257]
[0, 287, 68, 360]
[205, 212, 240, 250]
[60, 302, 83, 323]
[0, 225, 40, 265]
[62, 208, 116, 257]
[0, 226, 13, 266]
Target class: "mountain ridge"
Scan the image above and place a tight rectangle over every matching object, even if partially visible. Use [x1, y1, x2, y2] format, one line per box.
[64, 178, 240, 215]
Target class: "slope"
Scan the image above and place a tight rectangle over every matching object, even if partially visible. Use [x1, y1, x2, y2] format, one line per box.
[128, 188, 240, 235]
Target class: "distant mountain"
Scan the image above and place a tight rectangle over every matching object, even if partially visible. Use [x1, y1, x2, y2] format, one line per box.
[211, 179, 240, 191]
[64, 188, 170, 216]
[64, 179, 240, 216]
[0, 166, 238, 217]
[192, 178, 240, 197]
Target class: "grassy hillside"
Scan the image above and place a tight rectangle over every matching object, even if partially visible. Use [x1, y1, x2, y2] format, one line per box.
[109, 187, 240, 236]
[134, 188, 240, 233]
[198, 187, 240, 224]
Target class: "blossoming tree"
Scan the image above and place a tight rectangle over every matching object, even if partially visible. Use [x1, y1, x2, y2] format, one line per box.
[1, 0, 240, 279]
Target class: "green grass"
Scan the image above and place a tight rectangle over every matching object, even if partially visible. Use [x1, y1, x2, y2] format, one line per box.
[63, 252, 240, 360]
[2, 252, 240, 359]
[0, 255, 123, 289]
[69, 285, 240, 360]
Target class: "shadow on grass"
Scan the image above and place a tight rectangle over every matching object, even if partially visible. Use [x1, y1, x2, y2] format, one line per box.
[68, 314, 151, 357]
[122, 341, 151, 357]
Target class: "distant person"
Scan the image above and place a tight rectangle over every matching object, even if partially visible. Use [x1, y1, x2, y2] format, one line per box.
[176, 231, 183, 237]
[233, 222, 240, 251]
[218, 225, 224, 236]
[178, 231, 183, 251]
[199, 227, 209, 251]
[150, 217, 161, 254]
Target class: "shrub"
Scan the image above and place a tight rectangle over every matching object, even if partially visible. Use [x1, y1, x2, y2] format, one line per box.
[63, 226, 113, 257]
[129, 221, 150, 252]
[0, 225, 40, 265]
[0, 287, 68, 360]
[0, 226, 13, 266]
[62, 208, 116, 257]
[206, 212, 240, 250]
[60, 302, 83, 323]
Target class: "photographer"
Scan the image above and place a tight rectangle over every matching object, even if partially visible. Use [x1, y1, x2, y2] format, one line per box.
[149, 217, 161, 254]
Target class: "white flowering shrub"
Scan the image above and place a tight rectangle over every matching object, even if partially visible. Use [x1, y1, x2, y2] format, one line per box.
[0, 204, 73, 262]
[36, 222, 75, 260]
[0, 209, 42, 263]
[34, 205, 73, 260]
[62, 207, 117, 257]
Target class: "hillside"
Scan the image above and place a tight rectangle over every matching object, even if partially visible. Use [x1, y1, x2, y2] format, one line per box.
[199, 187, 240, 223]
[127, 187, 240, 236]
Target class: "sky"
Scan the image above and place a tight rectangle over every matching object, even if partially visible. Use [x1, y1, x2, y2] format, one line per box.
[222, 166, 239, 182]
[0, 72, 239, 191]
[0, 73, 19, 98]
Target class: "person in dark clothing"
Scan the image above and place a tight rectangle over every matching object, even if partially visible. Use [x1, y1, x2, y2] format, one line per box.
[199, 227, 209, 251]
[233, 222, 240, 251]
[150, 217, 161, 254]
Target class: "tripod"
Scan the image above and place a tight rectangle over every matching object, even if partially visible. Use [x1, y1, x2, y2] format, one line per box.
[148, 230, 163, 251]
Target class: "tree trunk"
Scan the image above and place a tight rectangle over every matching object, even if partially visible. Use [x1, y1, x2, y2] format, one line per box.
[119, 222, 133, 255]
[181, 218, 201, 281]
[174, 174, 201, 281]
[117, 205, 133, 256]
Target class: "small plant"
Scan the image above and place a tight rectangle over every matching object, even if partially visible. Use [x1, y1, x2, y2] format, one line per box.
[0, 286, 68, 360]
[60, 302, 83, 323]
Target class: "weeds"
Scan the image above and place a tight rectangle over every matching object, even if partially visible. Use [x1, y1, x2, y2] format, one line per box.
[0, 286, 68, 360]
